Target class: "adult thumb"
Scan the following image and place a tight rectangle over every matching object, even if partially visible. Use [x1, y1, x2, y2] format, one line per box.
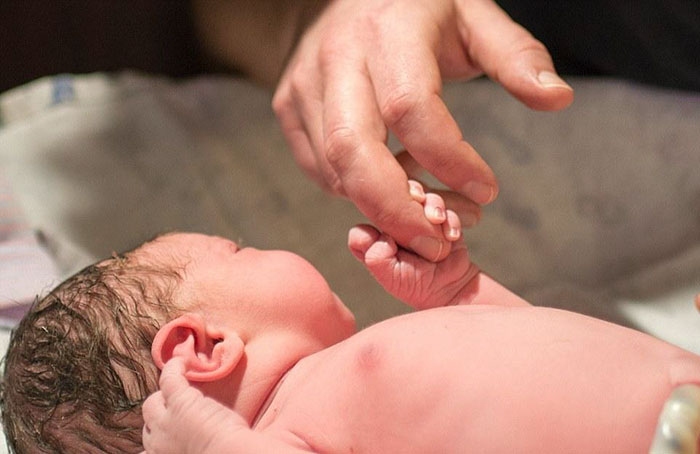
[457, 0, 574, 111]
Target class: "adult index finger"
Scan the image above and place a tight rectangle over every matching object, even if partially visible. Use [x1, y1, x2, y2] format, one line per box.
[367, 24, 499, 205]
[320, 46, 450, 261]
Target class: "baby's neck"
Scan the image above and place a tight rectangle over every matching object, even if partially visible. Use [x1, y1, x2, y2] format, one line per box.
[251, 366, 292, 428]
[250, 344, 338, 430]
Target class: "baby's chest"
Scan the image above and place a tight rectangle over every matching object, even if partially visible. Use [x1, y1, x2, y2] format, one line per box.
[263, 340, 460, 453]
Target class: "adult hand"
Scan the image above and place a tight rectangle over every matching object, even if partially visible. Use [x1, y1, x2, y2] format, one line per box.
[348, 181, 478, 310]
[273, 0, 573, 261]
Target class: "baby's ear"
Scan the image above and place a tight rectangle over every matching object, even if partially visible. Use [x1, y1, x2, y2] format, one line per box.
[151, 314, 244, 382]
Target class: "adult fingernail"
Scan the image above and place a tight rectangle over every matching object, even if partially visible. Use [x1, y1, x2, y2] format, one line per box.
[537, 71, 573, 90]
[463, 181, 497, 205]
[410, 236, 445, 262]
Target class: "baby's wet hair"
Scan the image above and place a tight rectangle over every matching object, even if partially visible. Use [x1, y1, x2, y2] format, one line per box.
[0, 251, 183, 454]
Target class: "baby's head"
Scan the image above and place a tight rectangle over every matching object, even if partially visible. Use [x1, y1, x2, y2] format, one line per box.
[1, 232, 355, 453]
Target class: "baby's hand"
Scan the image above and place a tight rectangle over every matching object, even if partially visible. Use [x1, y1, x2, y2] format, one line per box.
[141, 358, 248, 454]
[405, 179, 465, 246]
[348, 181, 479, 310]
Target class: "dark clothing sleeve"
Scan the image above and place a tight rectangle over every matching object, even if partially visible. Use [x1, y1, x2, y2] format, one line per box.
[497, 0, 700, 91]
[1, 1, 699, 93]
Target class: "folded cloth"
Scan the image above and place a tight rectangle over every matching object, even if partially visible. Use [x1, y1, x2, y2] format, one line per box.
[0, 171, 58, 323]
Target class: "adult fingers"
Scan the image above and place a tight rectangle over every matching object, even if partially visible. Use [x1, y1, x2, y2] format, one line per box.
[278, 40, 350, 196]
[398, 151, 481, 227]
[368, 27, 498, 206]
[272, 82, 328, 190]
[431, 189, 481, 228]
[289, 82, 348, 196]
[457, 0, 574, 111]
[321, 48, 450, 261]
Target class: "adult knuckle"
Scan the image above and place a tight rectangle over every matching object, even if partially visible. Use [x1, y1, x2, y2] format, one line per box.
[365, 5, 394, 36]
[318, 37, 346, 73]
[318, 159, 345, 195]
[514, 36, 549, 57]
[380, 86, 422, 127]
[289, 69, 309, 99]
[325, 126, 362, 170]
[271, 90, 289, 118]
[325, 173, 345, 196]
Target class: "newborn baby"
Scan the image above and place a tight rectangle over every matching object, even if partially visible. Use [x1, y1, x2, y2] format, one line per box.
[2, 185, 699, 454]
[138, 225, 700, 454]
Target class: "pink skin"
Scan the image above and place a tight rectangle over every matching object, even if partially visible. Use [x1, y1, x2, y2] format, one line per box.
[138, 232, 356, 424]
[140, 193, 700, 454]
[273, 0, 574, 262]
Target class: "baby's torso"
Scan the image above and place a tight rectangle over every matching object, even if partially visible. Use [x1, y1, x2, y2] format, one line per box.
[254, 305, 700, 454]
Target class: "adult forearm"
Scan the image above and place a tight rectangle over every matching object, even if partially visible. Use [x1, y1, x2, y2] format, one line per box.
[191, 0, 327, 86]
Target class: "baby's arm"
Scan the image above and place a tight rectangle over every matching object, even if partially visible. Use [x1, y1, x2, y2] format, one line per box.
[349, 182, 529, 310]
[141, 358, 316, 454]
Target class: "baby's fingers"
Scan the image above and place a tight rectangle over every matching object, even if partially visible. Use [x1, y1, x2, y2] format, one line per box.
[363, 233, 399, 266]
[431, 189, 481, 229]
[348, 225, 381, 261]
[408, 179, 426, 202]
[443, 210, 461, 241]
[142, 391, 166, 425]
[409, 180, 447, 224]
[348, 225, 399, 263]
[159, 357, 192, 401]
[409, 180, 464, 241]
[424, 193, 447, 224]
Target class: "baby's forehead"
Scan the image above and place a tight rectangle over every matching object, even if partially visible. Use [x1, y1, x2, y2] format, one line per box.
[132, 233, 196, 260]
[94, 234, 194, 279]
[126, 232, 230, 280]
